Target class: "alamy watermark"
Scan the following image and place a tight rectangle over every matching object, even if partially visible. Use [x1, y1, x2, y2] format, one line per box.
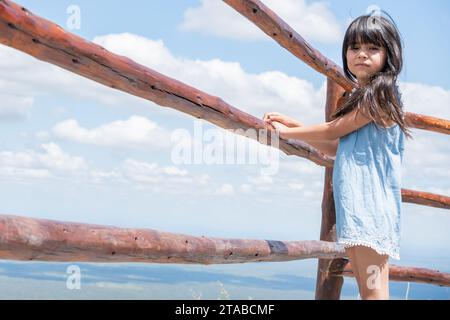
[366, 264, 382, 290]
[66, 264, 81, 290]
[66, 5, 81, 30]
[366, 4, 383, 30]
[170, 120, 280, 176]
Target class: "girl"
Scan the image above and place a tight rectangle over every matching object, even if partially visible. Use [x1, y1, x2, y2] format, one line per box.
[263, 11, 412, 300]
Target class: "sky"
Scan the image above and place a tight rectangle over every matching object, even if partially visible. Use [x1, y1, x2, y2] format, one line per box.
[0, 0, 449, 299]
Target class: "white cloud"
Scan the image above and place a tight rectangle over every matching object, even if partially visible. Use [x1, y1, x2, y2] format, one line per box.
[400, 82, 450, 119]
[0, 33, 326, 124]
[0, 45, 149, 117]
[110, 159, 217, 194]
[92, 33, 326, 123]
[0, 143, 87, 180]
[215, 183, 235, 195]
[282, 160, 323, 175]
[179, 0, 342, 43]
[0, 92, 33, 121]
[239, 183, 253, 194]
[52, 116, 172, 149]
[396, 82, 450, 193]
[402, 130, 450, 192]
[120, 159, 188, 183]
[288, 182, 305, 191]
[247, 174, 274, 186]
[88, 168, 124, 184]
[0, 141, 296, 197]
[244, 173, 275, 192]
[35, 130, 51, 140]
[0, 143, 217, 194]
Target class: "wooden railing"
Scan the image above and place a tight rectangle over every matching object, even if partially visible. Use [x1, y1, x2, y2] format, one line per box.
[0, 0, 449, 299]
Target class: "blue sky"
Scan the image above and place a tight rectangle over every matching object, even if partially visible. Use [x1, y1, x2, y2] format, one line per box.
[0, 0, 449, 299]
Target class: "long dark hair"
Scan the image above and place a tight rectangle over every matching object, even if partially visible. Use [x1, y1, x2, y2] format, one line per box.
[331, 10, 413, 139]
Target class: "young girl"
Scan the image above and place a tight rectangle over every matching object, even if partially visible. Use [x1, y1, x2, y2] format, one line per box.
[263, 11, 412, 300]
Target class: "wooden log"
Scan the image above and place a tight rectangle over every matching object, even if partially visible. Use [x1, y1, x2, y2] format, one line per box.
[315, 79, 345, 300]
[0, 0, 334, 167]
[405, 112, 450, 136]
[386, 265, 450, 287]
[331, 261, 450, 287]
[0, 214, 346, 264]
[223, 0, 450, 135]
[402, 188, 450, 210]
[1, 214, 448, 288]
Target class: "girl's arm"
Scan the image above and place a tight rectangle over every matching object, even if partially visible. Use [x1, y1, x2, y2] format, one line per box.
[279, 107, 372, 141]
[303, 139, 339, 157]
[268, 120, 339, 157]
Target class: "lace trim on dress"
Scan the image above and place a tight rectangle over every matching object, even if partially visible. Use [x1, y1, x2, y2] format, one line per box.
[338, 239, 400, 260]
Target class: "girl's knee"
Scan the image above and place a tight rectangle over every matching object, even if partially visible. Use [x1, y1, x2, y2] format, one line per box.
[361, 278, 390, 300]
[360, 265, 390, 299]
[350, 246, 390, 299]
[361, 290, 390, 300]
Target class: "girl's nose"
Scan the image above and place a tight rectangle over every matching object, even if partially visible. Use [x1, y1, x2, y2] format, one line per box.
[358, 50, 368, 59]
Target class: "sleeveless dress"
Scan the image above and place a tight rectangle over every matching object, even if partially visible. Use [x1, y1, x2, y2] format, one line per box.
[332, 119, 405, 260]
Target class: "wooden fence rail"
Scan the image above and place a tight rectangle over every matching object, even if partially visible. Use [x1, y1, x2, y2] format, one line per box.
[0, 214, 448, 287]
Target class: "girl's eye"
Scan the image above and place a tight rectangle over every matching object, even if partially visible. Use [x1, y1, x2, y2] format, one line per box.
[370, 47, 379, 50]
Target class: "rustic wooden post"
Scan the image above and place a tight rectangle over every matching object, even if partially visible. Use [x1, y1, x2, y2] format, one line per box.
[315, 78, 346, 300]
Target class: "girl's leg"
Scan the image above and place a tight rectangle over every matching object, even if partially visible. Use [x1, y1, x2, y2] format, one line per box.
[350, 245, 390, 300]
[345, 247, 363, 298]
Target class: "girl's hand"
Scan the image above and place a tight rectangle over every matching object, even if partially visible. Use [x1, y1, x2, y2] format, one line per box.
[263, 112, 303, 128]
[267, 120, 290, 139]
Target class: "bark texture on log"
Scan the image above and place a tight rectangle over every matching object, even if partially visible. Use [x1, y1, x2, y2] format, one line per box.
[402, 188, 450, 210]
[223, 0, 450, 135]
[404, 112, 450, 135]
[1, 214, 448, 288]
[0, 214, 346, 264]
[331, 261, 450, 287]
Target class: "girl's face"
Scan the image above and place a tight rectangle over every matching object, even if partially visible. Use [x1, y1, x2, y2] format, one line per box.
[346, 42, 387, 86]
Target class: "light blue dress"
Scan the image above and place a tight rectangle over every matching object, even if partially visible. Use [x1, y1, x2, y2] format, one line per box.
[332, 120, 405, 260]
